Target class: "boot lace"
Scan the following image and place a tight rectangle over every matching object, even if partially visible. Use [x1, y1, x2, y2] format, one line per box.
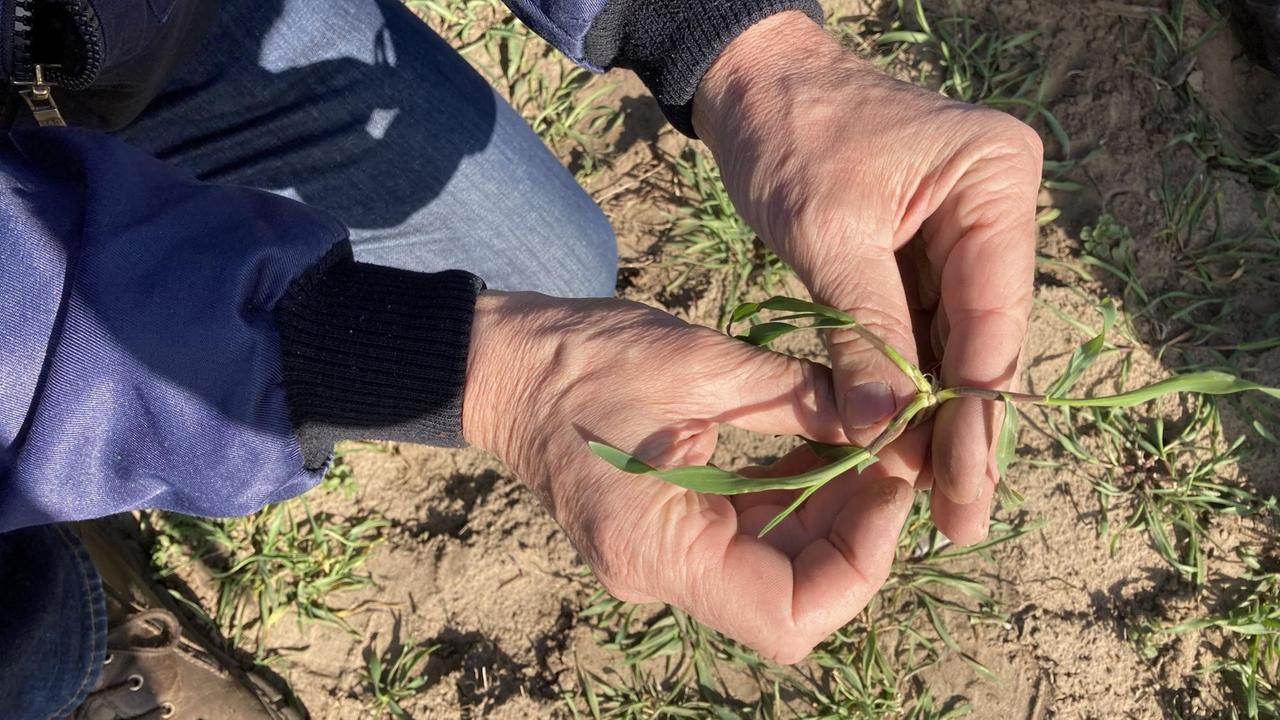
[84, 609, 182, 719]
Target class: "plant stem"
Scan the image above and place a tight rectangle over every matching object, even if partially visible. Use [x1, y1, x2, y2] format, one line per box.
[936, 387, 1048, 404]
[866, 392, 938, 455]
[850, 325, 933, 394]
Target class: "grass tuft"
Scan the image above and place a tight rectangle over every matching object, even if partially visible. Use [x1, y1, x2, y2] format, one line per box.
[1158, 550, 1280, 718]
[664, 149, 790, 327]
[147, 453, 387, 656]
[365, 637, 442, 719]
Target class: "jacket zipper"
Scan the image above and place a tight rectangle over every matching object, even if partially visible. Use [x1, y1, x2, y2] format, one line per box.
[16, 62, 63, 126]
[6, 0, 104, 126]
[4, 0, 63, 126]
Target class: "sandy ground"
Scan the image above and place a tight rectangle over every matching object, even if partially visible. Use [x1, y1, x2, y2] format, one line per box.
[154, 1, 1280, 717]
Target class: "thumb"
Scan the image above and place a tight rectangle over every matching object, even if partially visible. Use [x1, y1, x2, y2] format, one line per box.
[701, 335, 847, 445]
[809, 247, 921, 446]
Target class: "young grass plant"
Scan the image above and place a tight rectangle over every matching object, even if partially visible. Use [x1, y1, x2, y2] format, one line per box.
[870, 0, 1070, 157]
[664, 149, 790, 327]
[148, 454, 387, 656]
[797, 497, 1034, 718]
[1080, 186, 1280, 356]
[1158, 550, 1280, 718]
[575, 591, 794, 718]
[884, 496, 1042, 680]
[590, 296, 1280, 536]
[1046, 374, 1268, 584]
[365, 638, 442, 719]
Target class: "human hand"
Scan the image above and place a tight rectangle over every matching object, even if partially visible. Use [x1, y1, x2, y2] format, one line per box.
[463, 292, 914, 662]
[692, 12, 1043, 545]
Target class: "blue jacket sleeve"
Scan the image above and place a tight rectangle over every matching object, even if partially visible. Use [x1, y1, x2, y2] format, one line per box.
[500, 0, 824, 135]
[0, 129, 482, 533]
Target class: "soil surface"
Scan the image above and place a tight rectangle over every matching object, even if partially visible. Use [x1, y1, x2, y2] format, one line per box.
[155, 1, 1280, 717]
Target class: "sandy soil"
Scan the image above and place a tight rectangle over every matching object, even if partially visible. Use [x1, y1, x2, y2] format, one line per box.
[154, 1, 1280, 717]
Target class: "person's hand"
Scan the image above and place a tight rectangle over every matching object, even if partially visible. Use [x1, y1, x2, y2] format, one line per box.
[692, 12, 1043, 545]
[463, 292, 915, 662]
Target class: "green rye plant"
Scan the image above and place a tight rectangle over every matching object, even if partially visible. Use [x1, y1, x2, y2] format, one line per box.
[589, 296, 1280, 535]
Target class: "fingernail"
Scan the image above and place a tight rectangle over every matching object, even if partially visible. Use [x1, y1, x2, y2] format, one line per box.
[939, 474, 983, 505]
[961, 482, 984, 505]
[843, 382, 897, 429]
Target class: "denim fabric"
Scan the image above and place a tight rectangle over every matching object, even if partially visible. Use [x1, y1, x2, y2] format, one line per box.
[0, 525, 107, 718]
[3, 0, 617, 715]
[117, 0, 618, 298]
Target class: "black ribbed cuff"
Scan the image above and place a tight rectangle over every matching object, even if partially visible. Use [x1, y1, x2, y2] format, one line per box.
[273, 243, 485, 470]
[583, 0, 824, 137]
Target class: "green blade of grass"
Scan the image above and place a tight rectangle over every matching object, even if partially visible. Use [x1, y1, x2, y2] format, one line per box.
[1045, 371, 1280, 408]
[756, 296, 856, 323]
[994, 397, 1024, 510]
[735, 317, 850, 347]
[587, 441, 876, 496]
[995, 397, 1019, 476]
[878, 29, 933, 43]
[1046, 299, 1117, 398]
[757, 483, 824, 538]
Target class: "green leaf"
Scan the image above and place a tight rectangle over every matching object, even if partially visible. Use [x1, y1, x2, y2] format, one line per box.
[758, 296, 855, 324]
[587, 441, 875, 496]
[993, 398, 1024, 511]
[736, 317, 851, 347]
[995, 479, 1025, 510]
[1046, 299, 1116, 399]
[729, 301, 761, 325]
[758, 482, 825, 538]
[738, 321, 804, 347]
[804, 439, 871, 461]
[1046, 371, 1280, 408]
[587, 441, 658, 474]
[995, 397, 1020, 476]
[877, 30, 933, 44]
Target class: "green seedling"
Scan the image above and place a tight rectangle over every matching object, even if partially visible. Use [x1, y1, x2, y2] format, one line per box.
[149, 491, 387, 656]
[1158, 551, 1280, 719]
[573, 496, 1033, 718]
[589, 296, 1280, 536]
[365, 638, 442, 719]
[871, 0, 1071, 157]
[665, 149, 791, 326]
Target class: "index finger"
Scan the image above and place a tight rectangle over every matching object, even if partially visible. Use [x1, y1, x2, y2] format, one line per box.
[922, 130, 1040, 543]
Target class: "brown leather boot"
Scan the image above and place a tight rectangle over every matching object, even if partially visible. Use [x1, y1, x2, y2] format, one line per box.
[72, 520, 304, 720]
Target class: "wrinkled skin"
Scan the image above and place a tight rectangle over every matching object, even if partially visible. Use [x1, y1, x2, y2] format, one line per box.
[693, 12, 1042, 546]
[464, 292, 915, 663]
[461, 12, 1041, 663]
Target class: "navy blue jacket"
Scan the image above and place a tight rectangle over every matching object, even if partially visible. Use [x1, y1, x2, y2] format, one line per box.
[0, 0, 820, 532]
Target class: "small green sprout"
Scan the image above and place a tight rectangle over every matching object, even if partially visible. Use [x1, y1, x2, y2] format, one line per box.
[1158, 551, 1280, 718]
[365, 638, 441, 719]
[589, 296, 1280, 536]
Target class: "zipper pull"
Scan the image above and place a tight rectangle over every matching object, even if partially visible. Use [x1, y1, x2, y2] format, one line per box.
[15, 65, 66, 127]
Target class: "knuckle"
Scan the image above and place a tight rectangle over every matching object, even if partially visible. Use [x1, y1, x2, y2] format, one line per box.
[769, 637, 819, 666]
[988, 117, 1045, 169]
[1016, 124, 1045, 160]
[825, 305, 915, 359]
[953, 107, 1044, 173]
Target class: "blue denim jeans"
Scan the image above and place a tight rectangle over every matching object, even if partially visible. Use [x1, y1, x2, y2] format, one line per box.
[0, 0, 617, 715]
